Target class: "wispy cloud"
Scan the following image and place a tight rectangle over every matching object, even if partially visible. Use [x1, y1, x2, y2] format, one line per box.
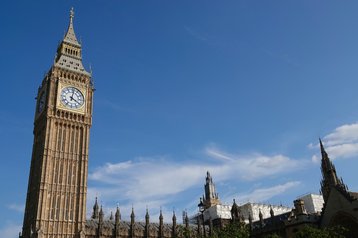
[96, 98, 136, 113]
[310, 122, 358, 162]
[88, 145, 305, 220]
[7, 203, 24, 213]
[204, 146, 305, 181]
[263, 49, 300, 67]
[184, 26, 208, 42]
[234, 181, 300, 204]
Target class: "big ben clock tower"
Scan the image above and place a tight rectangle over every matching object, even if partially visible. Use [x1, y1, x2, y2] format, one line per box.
[21, 8, 93, 238]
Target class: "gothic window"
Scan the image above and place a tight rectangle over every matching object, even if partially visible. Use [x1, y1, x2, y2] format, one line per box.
[69, 194, 74, 221]
[51, 195, 56, 220]
[57, 126, 62, 150]
[65, 194, 69, 220]
[55, 195, 60, 220]
[59, 163, 63, 184]
[61, 127, 66, 151]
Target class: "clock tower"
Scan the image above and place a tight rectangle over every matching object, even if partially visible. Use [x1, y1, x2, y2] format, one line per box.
[21, 8, 93, 238]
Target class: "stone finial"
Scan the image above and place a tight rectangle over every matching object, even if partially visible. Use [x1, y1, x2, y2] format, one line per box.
[99, 205, 104, 224]
[270, 206, 274, 217]
[145, 207, 150, 224]
[115, 206, 121, 224]
[131, 206, 135, 224]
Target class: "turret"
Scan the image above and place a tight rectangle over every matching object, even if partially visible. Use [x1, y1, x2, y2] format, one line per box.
[92, 197, 99, 219]
[231, 199, 240, 222]
[115, 206, 121, 224]
[131, 207, 135, 224]
[130, 207, 135, 237]
[114, 206, 120, 237]
[159, 209, 164, 238]
[145, 208, 150, 238]
[259, 209, 264, 228]
[99, 206, 104, 223]
[98, 206, 104, 237]
[172, 211, 177, 237]
[203, 171, 221, 208]
[270, 206, 274, 218]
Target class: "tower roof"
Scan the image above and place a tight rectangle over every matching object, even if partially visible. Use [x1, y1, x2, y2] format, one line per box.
[53, 8, 90, 76]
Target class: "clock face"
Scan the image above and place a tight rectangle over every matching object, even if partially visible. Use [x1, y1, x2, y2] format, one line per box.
[37, 92, 46, 113]
[60, 86, 85, 109]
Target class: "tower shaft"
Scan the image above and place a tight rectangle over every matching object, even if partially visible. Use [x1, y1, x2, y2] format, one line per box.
[22, 9, 93, 238]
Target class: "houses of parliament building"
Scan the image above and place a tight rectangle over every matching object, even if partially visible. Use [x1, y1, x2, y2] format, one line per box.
[20, 9, 358, 238]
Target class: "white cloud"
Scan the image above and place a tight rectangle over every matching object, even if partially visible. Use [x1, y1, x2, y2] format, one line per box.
[235, 181, 301, 203]
[324, 123, 358, 146]
[310, 122, 358, 161]
[204, 146, 304, 181]
[184, 26, 208, 42]
[7, 204, 24, 213]
[88, 146, 305, 220]
[0, 222, 22, 238]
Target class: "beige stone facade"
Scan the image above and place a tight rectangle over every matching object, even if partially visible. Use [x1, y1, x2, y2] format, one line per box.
[21, 8, 93, 238]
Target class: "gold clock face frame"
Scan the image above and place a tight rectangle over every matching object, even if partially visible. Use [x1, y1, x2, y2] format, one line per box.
[60, 86, 85, 109]
[57, 82, 86, 114]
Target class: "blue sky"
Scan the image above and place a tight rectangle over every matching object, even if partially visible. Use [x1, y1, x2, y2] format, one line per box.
[2, 1, 358, 237]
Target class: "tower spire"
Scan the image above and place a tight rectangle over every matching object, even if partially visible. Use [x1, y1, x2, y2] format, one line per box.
[115, 206, 121, 224]
[54, 7, 90, 75]
[63, 7, 80, 46]
[92, 197, 99, 219]
[319, 139, 346, 202]
[319, 138, 328, 158]
[203, 171, 221, 208]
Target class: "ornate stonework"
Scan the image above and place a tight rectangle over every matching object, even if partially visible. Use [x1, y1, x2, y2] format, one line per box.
[21, 8, 93, 238]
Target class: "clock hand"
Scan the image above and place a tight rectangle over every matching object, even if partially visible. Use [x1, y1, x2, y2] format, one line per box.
[70, 96, 80, 104]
